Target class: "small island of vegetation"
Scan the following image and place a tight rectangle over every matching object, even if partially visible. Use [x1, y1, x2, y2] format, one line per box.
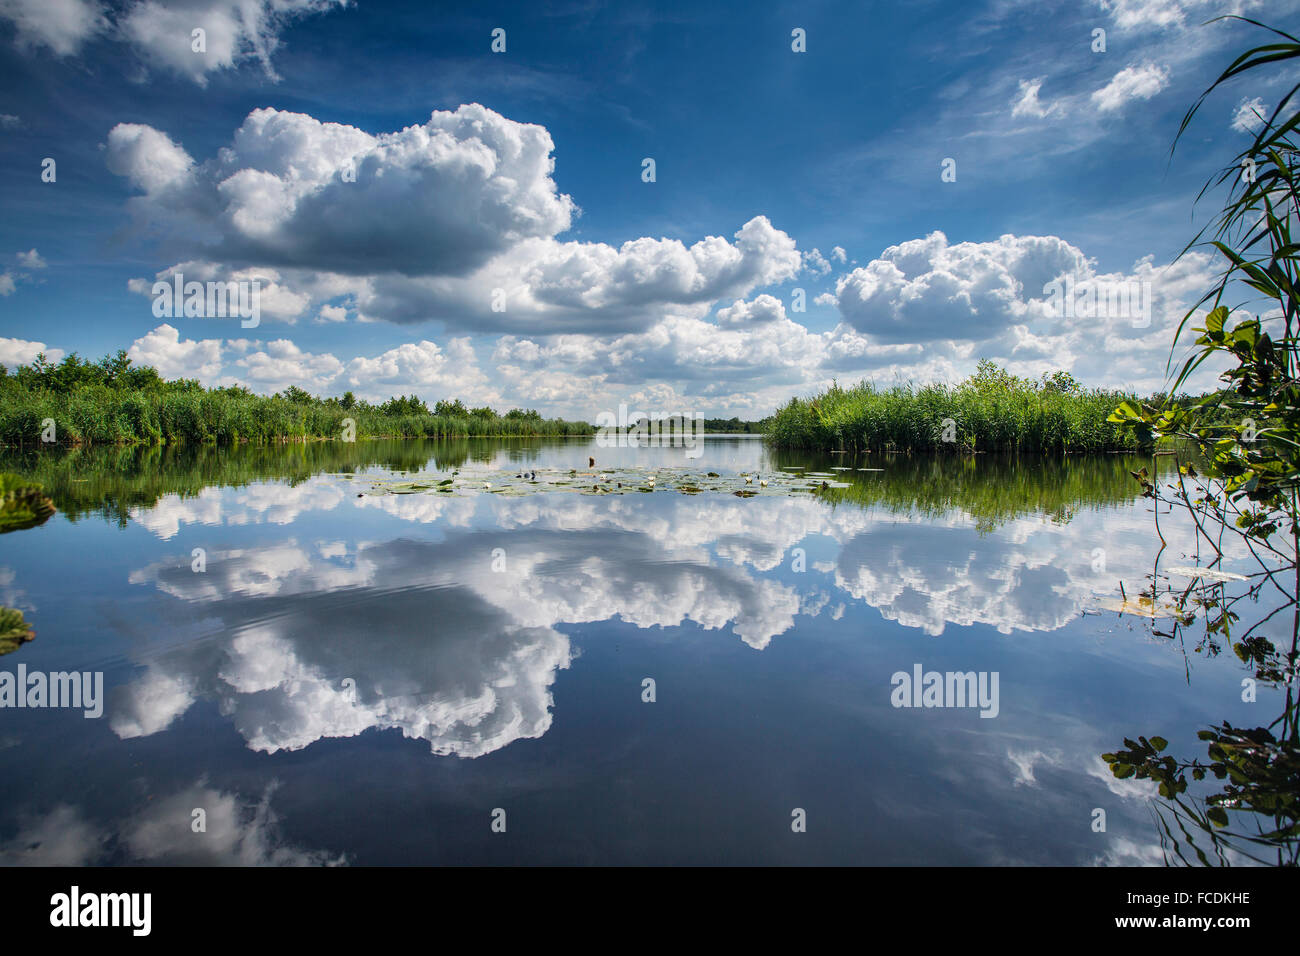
[766, 361, 1150, 453]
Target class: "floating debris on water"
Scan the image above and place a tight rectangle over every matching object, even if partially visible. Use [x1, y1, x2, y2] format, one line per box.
[1090, 595, 1183, 619]
[1165, 566, 1249, 583]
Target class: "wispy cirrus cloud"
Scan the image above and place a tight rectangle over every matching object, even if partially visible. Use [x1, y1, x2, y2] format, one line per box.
[0, 0, 348, 81]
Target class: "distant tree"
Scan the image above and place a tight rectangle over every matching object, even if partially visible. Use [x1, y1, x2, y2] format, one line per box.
[1039, 370, 1081, 394]
[97, 349, 133, 386]
[45, 353, 105, 392]
[280, 385, 316, 405]
[382, 394, 429, 416]
[122, 363, 163, 391]
[340, 390, 356, 410]
[433, 398, 468, 418]
[968, 359, 1025, 392]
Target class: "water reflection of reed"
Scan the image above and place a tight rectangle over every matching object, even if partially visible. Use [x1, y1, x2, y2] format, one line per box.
[0, 438, 583, 525]
[779, 451, 1175, 531]
[0, 441, 1180, 532]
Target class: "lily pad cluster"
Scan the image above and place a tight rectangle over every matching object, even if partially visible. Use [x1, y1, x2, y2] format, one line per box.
[342, 466, 854, 499]
[0, 607, 34, 655]
[0, 474, 56, 534]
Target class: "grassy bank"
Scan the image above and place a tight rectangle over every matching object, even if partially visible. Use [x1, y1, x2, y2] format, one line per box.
[0, 351, 595, 445]
[766, 363, 1147, 453]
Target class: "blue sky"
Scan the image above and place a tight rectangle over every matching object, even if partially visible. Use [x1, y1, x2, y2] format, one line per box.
[0, 0, 1295, 418]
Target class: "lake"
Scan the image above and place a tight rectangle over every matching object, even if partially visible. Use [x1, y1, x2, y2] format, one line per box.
[0, 436, 1283, 865]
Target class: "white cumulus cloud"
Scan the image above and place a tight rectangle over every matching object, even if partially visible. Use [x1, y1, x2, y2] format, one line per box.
[126, 323, 223, 379]
[1091, 63, 1170, 112]
[0, 336, 64, 368]
[106, 105, 803, 335]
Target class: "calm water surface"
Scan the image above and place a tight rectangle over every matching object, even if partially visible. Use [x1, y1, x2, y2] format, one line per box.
[0, 437, 1277, 864]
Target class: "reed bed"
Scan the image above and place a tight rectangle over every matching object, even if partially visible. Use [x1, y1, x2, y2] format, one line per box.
[765, 367, 1146, 453]
[0, 356, 594, 446]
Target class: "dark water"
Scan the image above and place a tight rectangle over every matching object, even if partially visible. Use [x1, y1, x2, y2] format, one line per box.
[0, 437, 1283, 865]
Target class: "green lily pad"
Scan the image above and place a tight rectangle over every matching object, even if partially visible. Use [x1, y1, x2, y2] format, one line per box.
[0, 607, 34, 655]
[0, 474, 56, 534]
